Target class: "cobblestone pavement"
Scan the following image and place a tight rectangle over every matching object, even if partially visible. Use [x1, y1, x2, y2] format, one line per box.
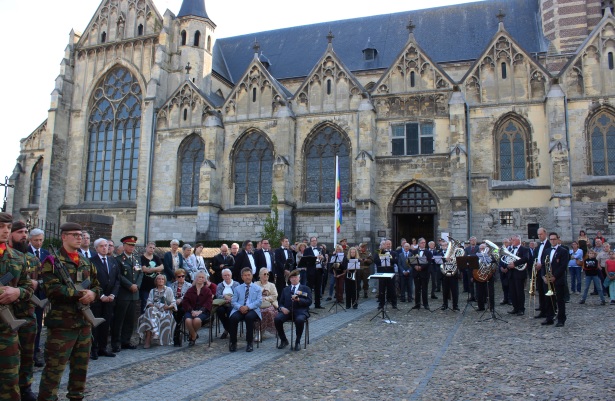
[31, 287, 614, 401]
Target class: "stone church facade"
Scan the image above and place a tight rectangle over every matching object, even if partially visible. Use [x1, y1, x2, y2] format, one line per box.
[8, 0, 615, 245]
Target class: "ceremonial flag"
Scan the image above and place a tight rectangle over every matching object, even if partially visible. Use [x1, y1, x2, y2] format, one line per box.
[334, 156, 342, 245]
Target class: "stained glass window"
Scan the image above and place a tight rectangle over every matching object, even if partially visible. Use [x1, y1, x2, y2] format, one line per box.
[589, 111, 615, 176]
[179, 135, 204, 207]
[305, 125, 350, 203]
[234, 132, 273, 206]
[498, 120, 527, 181]
[29, 159, 43, 205]
[85, 67, 142, 201]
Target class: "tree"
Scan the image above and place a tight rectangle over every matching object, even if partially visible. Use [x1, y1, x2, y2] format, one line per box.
[260, 189, 285, 248]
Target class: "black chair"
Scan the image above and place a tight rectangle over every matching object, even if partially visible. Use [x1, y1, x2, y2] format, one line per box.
[275, 316, 310, 349]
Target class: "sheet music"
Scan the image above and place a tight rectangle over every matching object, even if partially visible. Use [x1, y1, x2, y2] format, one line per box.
[379, 254, 390, 267]
[348, 259, 359, 270]
[369, 273, 395, 279]
[433, 256, 444, 264]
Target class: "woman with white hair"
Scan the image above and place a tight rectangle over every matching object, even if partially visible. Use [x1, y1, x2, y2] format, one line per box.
[181, 243, 198, 282]
[137, 274, 177, 348]
[163, 239, 183, 283]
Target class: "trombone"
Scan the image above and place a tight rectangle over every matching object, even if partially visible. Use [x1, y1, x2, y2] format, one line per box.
[543, 254, 556, 313]
[528, 259, 538, 317]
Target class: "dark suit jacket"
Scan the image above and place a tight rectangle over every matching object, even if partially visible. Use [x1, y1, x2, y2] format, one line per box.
[78, 247, 95, 259]
[278, 284, 312, 318]
[211, 253, 235, 284]
[508, 245, 530, 280]
[274, 248, 295, 276]
[412, 248, 432, 278]
[90, 254, 120, 297]
[545, 246, 569, 284]
[163, 251, 183, 282]
[464, 245, 480, 256]
[374, 250, 397, 274]
[233, 250, 257, 281]
[301, 246, 321, 276]
[28, 245, 50, 262]
[254, 249, 275, 279]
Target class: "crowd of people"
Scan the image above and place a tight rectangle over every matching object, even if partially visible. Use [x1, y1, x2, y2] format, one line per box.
[1, 210, 612, 400]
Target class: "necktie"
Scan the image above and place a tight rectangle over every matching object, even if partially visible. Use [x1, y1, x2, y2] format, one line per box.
[292, 286, 296, 295]
[102, 257, 109, 275]
[244, 285, 249, 305]
[35, 249, 40, 259]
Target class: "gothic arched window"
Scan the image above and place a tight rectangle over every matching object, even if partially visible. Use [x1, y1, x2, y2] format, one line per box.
[496, 118, 529, 181]
[233, 132, 273, 206]
[85, 66, 142, 201]
[29, 159, 43, 205]
[178, 134, 204, 207]
[305, 125, 350, 203]
[588, 110, 615, 176]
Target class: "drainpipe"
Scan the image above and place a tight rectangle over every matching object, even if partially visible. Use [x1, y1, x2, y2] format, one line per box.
[144, 108, 157, 243]
[465, 103, 472, 239]
[564, 95, 573, 241]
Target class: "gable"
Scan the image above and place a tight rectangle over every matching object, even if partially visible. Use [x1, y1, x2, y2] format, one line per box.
[78, 0, 163, 47]
[294, 46, 367, 114]
[157, 81, 217, 130]
[460, 27, 550, 105]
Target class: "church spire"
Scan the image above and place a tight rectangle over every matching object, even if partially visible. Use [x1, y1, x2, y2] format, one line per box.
[178, 0, 209, 19]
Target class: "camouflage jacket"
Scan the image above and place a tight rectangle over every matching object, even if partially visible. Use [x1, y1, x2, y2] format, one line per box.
[12, 252, 40, 318]
[0, 246, 33, 331]
[41, 248, 101, 329]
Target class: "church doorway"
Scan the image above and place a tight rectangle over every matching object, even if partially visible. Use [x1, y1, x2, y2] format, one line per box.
[392, 184, 438, 246]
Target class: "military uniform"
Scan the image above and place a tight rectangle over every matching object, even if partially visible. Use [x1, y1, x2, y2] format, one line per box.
[0, 243, 32, 401]
[37, 247, 101, 401]
[112, 247, 142, 351]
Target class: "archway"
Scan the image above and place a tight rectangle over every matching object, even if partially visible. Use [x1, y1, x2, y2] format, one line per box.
[392, 183, 438, 246]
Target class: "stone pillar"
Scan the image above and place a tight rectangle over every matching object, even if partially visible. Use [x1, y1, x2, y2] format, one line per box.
[273, 104, 296, 236]
[354, 98, 377, 244]
[134, 100, 156, 244]
[545, 82, 573, 241]
[448, 90, 469, 239]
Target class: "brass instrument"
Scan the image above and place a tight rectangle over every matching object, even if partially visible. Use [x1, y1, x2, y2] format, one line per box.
[475, 240, 498, 282]
[347, 259, 359, 280]
[528, 258, 538, 317]
[544, 254, 555, 297]
[440, 236, 464, 277]
[499, 246, 527, 271]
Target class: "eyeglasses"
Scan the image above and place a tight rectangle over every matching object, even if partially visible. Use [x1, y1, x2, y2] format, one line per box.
[176, 275, 185, 278]
[262, 273, 269, 275]
[66, 233, 83, 239]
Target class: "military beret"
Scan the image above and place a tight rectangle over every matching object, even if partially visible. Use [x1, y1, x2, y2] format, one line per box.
[0, 212, 12, 223]
[11, 221, 26, 232]
[120, 235, 137, 245]
[289, 269, 300, 277]
[60, 222, 83, 232]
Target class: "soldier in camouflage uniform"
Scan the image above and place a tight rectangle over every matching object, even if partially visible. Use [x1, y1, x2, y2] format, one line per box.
[9, 220, 39, 401]
[0, 212, 33, 401]
[37, 222, 101, 401]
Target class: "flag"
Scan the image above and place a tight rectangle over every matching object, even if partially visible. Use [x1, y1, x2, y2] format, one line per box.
[335, 156, 342, 234]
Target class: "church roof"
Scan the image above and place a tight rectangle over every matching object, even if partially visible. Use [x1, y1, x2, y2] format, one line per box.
[177, 0, 209, 19]
[212, 0, 548, 83]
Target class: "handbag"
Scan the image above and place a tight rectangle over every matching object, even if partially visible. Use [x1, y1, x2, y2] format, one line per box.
[576, 258, 584, 267]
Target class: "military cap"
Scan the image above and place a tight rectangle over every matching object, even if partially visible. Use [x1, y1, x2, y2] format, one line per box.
[120, 235, 138, 245]
[60, 222, 83, 232]
[11, 221, 26, 232]
[0, 212, 12, 223]
[289, 269, 300, 277]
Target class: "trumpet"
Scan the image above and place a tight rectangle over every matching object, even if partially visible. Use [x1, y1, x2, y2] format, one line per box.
[544, 254, 555, 297]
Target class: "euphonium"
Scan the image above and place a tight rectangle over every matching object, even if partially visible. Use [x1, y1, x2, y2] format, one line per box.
[475, 240, 499, 282]
[499, 246, 527, 271]
[544, 254, 555, 296]
[440, 236, 464, 276]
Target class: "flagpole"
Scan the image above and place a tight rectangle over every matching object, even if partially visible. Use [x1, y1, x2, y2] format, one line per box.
[333, 155, 339, 247]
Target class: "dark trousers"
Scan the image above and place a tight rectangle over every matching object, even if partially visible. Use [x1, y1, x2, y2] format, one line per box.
[307, 269, 323, 307]
[345, 277, 357, 308]
[216, 304, 233, 332]
[229, 310, 260, 344]
[334, 274, 345, 303]
[414, 270, 430, 307]
[545, 282, 566, 323]
[462, 268, 471, 292]
[275, 311, 308, 344]
[430, 265, 441, 294]
[91, 300, 114, 352]
[536, 273, 546, 314]
[34, 287, 46, 354]
[378, 277, 396, 307]
[358, 268, 370, 294]
[475, 278, 495, 310]
[399, 272, 413, 301]
[441, 275, 459, 308]
[112, 300, 136, 346]
[509, 277, 526, 312]
[275, 272, 287, 301]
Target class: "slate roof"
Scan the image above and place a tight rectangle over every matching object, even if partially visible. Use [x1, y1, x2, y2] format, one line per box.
[177, 0, 209, 19]
[212, 0, 548, 84]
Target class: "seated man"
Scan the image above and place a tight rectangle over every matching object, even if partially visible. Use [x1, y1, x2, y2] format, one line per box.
[275, 269, 312, 351]
[228, 267, 262, 352]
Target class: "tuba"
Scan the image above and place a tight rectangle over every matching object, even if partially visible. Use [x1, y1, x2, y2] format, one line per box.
[499, 246, 526, 271]
[440, 237, 464, 276]
[474, 240, 498, 282]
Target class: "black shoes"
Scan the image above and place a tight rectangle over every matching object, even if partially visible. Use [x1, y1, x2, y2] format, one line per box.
[121, 343, 136, 350]
[293, 342, 301, 351]
[90, 350, 98, 360]
[112, 346, 121, 353]
[534, 314, 546, 319]
[20, 386, 37, 401]
[315, 306, 325, 309]
[500, 300, 509, 305]
[353, 304, 358, 309]
[392, 305, 399, 310]
[34, 352, 44, 367]
[278, 339, 289, 349]
[516, 311, 525, 316]
[440, 305, 447, 311]
[476, 307, 485, 311]
[555, 321, 565, 327]
[99, 349, 116, 357]
[246, 343, 253, 352]
[220, 331, 228, 340]
[229, 342, 237, 352]
[431, 294, 438, 299]
[541, 320, 554, 325]
[453, 307, 460, 311]
[411, 305, 421, 310]
[507, 310, 519, 314]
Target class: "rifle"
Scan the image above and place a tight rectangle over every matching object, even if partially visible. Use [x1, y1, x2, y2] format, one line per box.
[0, 272, 27, 331]
[48, 247, 105, 328]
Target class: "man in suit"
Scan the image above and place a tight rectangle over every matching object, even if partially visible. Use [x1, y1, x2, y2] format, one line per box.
[411, 238, 432, 310]
[506, 234, 530, 316]
[228, 267, 262, 352]
[78, 231, 94, 258]
[112, 235, 142, 352]
[463, 237, 479, 301]
[27, 228, 49, 367]
[254, 239, 275, 284]
[211, 244, 234, 284]
[303, 236, 325, 309]
[234, 240, 257, 282]
[397, 243, 413, 303]
[533, 228, 551, 319]
[498, 238, 512, 306]
[274, 237, 295, 299]
[542, 232, 570, 327]
[90, 238, 120, 359]
[275, 269, 312, 351]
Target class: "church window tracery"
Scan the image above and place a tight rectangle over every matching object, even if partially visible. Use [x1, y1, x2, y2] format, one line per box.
[588, 110, 615, 176]
[85, 66, 142, 202]
[178, 134, 204, 207]
[496, 118, 529, 181]
[29, 159, 43, 205]
[305, 125, 350, 203]
[233, 132, 273, 206]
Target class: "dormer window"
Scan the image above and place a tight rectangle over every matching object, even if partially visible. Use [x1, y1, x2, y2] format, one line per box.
[363, 48, 377, 61]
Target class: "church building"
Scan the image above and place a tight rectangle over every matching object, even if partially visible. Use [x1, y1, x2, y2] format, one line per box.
[8, 0, 615, 245]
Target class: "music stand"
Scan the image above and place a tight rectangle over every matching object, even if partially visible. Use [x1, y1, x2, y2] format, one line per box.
[368, 273, 396, 323]
[456, 256, 479, 311]
[298, 256, 318, 314]
[348, 259, 360, 309]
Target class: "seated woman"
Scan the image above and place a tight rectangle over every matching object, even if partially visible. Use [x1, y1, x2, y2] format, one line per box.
[182, 271, 213, 346]
[137, 274, 177, 348]
[255, 267, 278, 341]
[170, 269, 192, 346]
[215, 268, 239, 339]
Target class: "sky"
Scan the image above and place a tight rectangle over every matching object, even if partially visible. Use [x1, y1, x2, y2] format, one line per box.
[0, 0, 482, 184]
